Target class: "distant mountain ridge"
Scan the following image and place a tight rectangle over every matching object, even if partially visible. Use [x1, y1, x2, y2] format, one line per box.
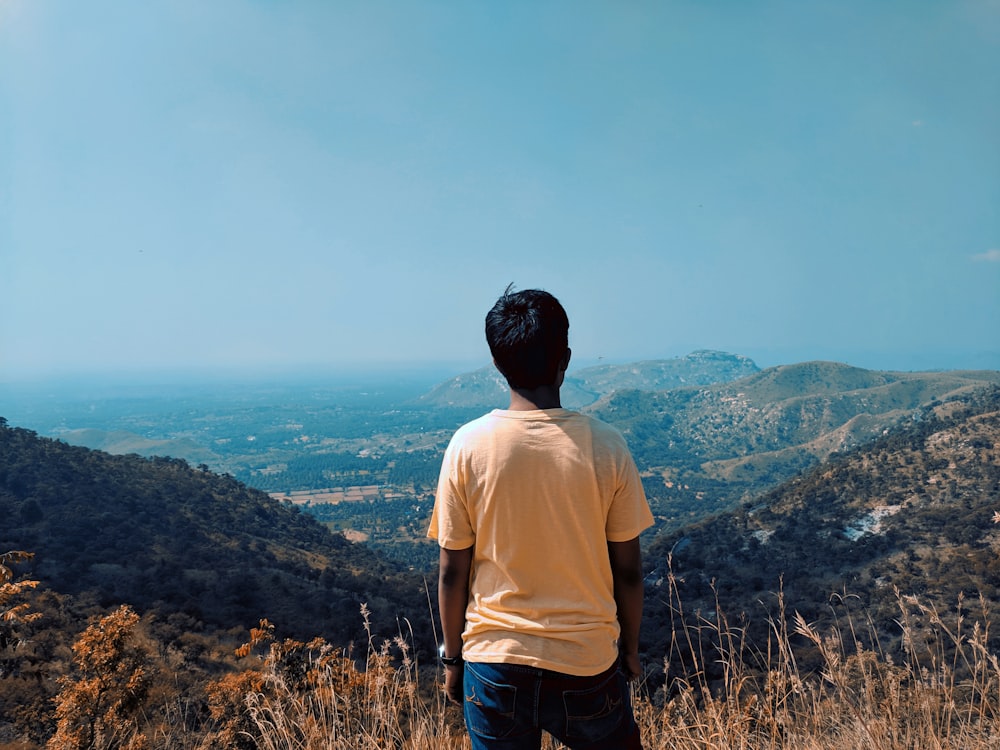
[414, 350, 760, 409]
[586, 361, 1000, 528]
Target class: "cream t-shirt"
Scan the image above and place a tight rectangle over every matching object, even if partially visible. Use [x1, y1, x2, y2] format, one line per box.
[428, 408, 653, 676]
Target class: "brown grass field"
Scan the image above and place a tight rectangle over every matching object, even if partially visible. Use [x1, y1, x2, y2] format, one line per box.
[6, 545, 1000, 749]
[129, 575, 1000, 750]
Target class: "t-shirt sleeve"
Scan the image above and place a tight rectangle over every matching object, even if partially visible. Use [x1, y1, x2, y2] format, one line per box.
[427, 439, 476, 550]
[605, 446, 654, 543]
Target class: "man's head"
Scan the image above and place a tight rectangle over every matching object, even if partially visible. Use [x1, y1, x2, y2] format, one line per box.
[485, 286, 570, 390]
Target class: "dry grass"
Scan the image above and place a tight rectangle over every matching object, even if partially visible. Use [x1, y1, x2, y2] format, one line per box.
[193, 604, 466, 750]
[173, 579, 1000, 749]
[630, 567, 1000, 749]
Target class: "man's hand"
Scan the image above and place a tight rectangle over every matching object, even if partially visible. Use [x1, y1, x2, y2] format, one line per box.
[621, 652, 642, 682]
[444, 664, 463, 705]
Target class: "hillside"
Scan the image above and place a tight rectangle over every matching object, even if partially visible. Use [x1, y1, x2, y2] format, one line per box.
[2, 384, 999, 745]
[572, 350, 760, 395]
[56, 427, 221, 466]
[589, 362, 1000, 529]
[0, 418, 427, 647]
[639, 384, 1000, 687]
[414, 350, 760, 409]
[5, 361, 998, 575]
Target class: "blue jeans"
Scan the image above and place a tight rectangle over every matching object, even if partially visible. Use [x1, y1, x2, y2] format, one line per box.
[462, 659, 642, 749]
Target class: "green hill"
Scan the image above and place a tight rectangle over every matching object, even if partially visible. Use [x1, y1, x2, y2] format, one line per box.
[587, 363, 1000, 529]
[0, 418, 426, 647]
[55, 427, 222, 465]
[639, 384, 1000, 688]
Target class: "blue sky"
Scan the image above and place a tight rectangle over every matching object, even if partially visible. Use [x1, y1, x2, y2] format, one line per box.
[2, 0, 998, 381]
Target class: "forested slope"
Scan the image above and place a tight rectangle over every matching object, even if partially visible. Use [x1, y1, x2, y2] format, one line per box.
[0, 418, 427, 647]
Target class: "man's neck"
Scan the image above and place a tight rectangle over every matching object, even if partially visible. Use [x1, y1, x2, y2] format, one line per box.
[507, 386, 561, 411]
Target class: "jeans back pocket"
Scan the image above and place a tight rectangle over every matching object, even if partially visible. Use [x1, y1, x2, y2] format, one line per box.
[561, 669, 624, 742]
[464, 663, 520, 740]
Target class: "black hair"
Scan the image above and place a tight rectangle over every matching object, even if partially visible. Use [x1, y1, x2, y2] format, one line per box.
[485, 285, 569, 389]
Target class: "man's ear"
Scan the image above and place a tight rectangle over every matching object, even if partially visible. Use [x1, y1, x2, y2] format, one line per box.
[560, 347, 572, 372]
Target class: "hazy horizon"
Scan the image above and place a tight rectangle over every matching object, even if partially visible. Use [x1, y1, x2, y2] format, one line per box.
[2, 345, 999, 394]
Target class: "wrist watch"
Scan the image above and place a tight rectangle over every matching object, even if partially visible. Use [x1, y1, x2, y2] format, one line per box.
[439, 643, 463, 667]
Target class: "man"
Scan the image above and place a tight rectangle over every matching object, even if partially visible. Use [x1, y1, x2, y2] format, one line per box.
[429, 287, 653, 749]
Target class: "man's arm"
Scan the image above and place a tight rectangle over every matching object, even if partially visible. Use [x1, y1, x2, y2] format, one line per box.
[438, 545, 473, 705]
[608, 536, 644, 680]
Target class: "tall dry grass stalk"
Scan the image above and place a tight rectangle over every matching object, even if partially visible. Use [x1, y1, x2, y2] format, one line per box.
[209, 578, 999, 750]
[213, 604, 465, 750]
[630, 562, 1000, 749]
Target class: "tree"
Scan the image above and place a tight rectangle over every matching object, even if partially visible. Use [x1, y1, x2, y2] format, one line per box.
[0, 550, 40, 655]
[47, 605, 153, 750]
